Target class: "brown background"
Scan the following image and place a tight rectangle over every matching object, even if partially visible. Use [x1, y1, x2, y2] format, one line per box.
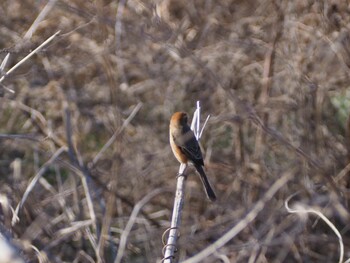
[0, 0, 350, 262]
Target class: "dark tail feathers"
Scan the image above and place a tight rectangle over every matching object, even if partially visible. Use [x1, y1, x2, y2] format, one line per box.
[194, 164, 217, 201]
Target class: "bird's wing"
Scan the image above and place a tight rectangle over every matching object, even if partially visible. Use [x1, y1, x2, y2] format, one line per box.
[180, 131, 204, 166]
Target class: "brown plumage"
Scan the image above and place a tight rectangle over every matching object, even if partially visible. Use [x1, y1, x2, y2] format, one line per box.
[169, 112, 216, 201]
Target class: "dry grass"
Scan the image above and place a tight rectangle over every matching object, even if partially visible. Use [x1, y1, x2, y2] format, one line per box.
[1, 0, 350, 262]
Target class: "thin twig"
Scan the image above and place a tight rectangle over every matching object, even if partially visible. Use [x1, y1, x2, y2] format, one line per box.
[0, 53, 10, 73]
[92, 102, 142, 164]
[115, 0, 128, 84]
[163, 164, 187, 263]
[182, 170, 293, 263]
[285, 194, 345, 263]
[63, 103, 100, 260]
[0, 133, 39, 141]
[0, 31, 61, 84]
[199, 115, 211, 139]
[12, 146, 67, 225]
[114, 189, 164, 263]
[23, 0, 58, 39]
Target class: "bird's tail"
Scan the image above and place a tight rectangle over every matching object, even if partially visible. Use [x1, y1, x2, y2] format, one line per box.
[194, 164, 217, 201]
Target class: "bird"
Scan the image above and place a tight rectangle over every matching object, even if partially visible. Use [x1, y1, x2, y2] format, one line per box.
[169, 112, 216, 201]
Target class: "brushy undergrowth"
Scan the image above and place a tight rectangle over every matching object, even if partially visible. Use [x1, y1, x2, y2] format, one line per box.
[1, 0, 350, 262]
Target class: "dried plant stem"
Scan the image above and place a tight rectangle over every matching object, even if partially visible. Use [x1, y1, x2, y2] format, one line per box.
[114, 189, 163, 263]
[12, 146, 67, 225]
[0, 133, 39, 141]
[0, 31, 60, 84]
[182, 170, 292, 263]
[92, 102, 142, 165]
[285, 194, 345, 263]
[254, 21, 282, 158]
[97, 162, 118, 261]
[163, 164, 187, 263]
[24, 0, 58, 39]
[63, 103, 101, 260]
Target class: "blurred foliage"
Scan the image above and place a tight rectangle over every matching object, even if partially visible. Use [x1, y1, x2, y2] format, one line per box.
[331, 90, 350, 129]
[0, 0, 350, 262]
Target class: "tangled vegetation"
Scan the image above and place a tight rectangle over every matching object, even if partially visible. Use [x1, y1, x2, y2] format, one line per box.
[0, 0, 350, 262]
